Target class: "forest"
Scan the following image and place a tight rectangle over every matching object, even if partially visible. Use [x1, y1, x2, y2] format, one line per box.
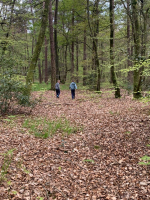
[0, 0, 150, 199]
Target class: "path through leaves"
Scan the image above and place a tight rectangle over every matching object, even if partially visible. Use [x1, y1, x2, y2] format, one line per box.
[0, 90, 150, 199]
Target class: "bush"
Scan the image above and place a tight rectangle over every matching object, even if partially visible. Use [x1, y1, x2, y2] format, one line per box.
[0, 69, 31, 114]
[86, 71, 97, 90]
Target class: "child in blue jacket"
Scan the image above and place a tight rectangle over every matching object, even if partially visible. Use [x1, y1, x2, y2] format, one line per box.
[69, 81, 77, 99]
[55, 80, 60, 98]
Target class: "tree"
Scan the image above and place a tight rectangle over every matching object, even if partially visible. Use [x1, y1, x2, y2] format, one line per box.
[109, 0, 120, 98]
[49, 0, 56, 90]
[25, 0, 50, 95]
[54, 0, 60, 80]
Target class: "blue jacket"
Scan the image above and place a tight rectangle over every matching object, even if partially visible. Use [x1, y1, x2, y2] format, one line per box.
[69, 82, 77, 90]
[55, 82, 60, 89]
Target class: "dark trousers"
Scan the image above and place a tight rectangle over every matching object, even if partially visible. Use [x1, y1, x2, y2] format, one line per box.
[56, 89, 60, 98]
[71, 89, 75, 99]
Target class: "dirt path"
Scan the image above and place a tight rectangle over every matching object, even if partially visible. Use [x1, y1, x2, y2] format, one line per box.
[0, 90, 150, 199]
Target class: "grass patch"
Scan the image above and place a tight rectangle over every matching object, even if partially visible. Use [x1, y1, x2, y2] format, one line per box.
[32, 82, 73, 91]
[23, 117, 80, 138]
[109, 111, 114, 115]
[138, 155, 150, 166]
[32, 82, 50, 91]
[0, 149, 15, 183]
[94, 145, 100, 149]
[83, 159, 95, 163]
[124, 131, 131, 135]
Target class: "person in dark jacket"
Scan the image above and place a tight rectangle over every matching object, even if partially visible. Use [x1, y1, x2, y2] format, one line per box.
[55, 80, 60, 98]
[69, 80, 77, 99]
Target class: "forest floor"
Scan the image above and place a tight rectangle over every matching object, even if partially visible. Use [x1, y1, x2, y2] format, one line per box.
[0, 90, 150, 200]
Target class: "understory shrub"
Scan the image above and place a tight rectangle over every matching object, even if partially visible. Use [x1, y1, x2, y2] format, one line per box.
[0, 69, 31, 114]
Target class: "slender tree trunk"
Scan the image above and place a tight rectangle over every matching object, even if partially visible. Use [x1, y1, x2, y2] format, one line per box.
[49, 0, 56, 90]
[131, 0, 142, 98]
[25, 0, 50, 95]
[29, 0, 34, 55]
[140, 1, 148, 91]
[44, 37, 48, 83]
[141, 1, 148, 58]
[42, 60, 44, 82]
[71, 9, 75, 76]
[92, 0, 100, 91]
[127, 0, 131, 67]
[64, 45, 68, 82]
[97, 63, 101, 91]
[76, 38, 79, 83]
[110, 0, 120, 98]
[83, 29, 87, 86]
[54, 0, 59, 80]
[38, 59, 42, 83]
[127, 0, 133, 85]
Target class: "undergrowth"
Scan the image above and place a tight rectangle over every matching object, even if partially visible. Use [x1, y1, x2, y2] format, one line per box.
[0, 149, 15, 183]
[23, 117, 80, 138]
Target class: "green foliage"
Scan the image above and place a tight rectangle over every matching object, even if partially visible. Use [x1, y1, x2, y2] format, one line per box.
[94, 145, 100, 149]
[23, 117, 79, 138]
[138, 155, 150, 166]
[83, 159, 95, 163]
[37, 197, 44, 200]
[86, 71, 97, 90]
[0, 56, 32, 114]
[32, 82, 51, 91]
[0, 149, 15, 182]
[124, 131, 131, 135]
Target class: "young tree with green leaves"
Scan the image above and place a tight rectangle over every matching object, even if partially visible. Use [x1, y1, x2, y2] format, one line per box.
[25, 0, 50, 95]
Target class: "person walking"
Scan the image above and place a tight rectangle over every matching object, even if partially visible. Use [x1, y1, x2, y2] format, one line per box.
[69, 80, 77, 99]
[55, 80, 60, 98]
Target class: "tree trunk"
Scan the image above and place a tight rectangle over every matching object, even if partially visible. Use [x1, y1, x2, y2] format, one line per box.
[25, 0, 50, 95]
[110, 0, 120, 98]
[127, 0, 133, 84]
[44, 36, 48, 83]
[92, 0, 100, 91]
[83, 29, 87, 86]
[71, 9, 75, 77]
[76, 38, 79, 83]
[64, 45, 68, 82]
[49, 0, 56, 90]
[140, 1, 148, 91]
[131, 0, 142, 98]
[38, 59, 42, 83]
[42, 60, 44, 82]
[54, 0, 60, 80]
[141, 1, 148, 58]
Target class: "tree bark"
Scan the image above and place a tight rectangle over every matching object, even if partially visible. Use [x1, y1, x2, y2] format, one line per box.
[92, 0, 100, 91]
[44, 36, 48, 83]
[127, 0, 133, 84]
[64, 45, 68, 82]
[38, 59, 42, 83]
[49, 0, 56, 90]
[110, 0, 120, 98]
[76, 38, 79, 83]
[71, 9, 75, 77]
[131, 0, 142, 98]
[25, 0, 50, 95]
[83, 29, 87, 86]
[54, 0, 60, 80]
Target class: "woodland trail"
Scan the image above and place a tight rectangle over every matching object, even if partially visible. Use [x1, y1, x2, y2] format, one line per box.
[0, 90, 150, 200]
